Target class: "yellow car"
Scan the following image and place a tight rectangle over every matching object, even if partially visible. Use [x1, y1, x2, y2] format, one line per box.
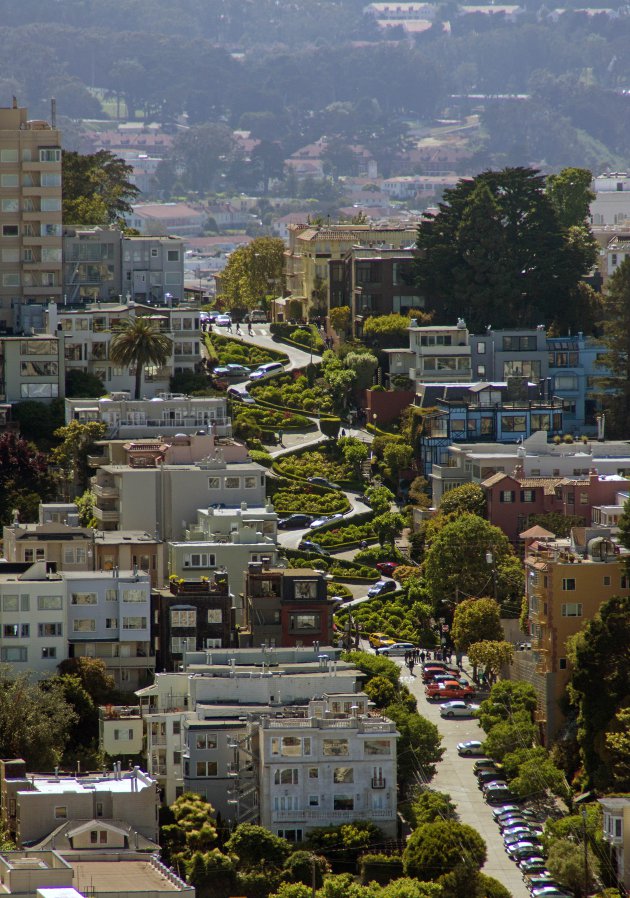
[368, 632, 396, 649]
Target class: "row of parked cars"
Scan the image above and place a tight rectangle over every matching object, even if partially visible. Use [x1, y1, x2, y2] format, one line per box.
[464, 759, 573, 898]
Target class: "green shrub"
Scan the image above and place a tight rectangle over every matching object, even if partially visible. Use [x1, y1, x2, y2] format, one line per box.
[205, 332, 288, 368]
[250, 374, 334, 414]
[272, 483, 350, 515]
[233, 406, 310, 429]
[316, 522, 376, 547]
[353, 546, 407, 566]
[249, 449, 273, 468]
[275, 448, 351, 483]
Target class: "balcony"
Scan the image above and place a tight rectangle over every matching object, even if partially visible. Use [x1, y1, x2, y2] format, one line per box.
[272, 809, 393, 823]
[93, 504, 120, 524]
[87, 453, 109, 466]
[371, 777, 386, 789]
[93, 483, 119, 499]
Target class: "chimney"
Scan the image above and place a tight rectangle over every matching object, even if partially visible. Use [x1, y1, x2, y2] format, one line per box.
[51, 98, 56, 128]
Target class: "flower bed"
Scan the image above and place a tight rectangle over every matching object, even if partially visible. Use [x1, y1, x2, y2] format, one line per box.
[205, 332, 288, 367]
[232, 405, 312, 430]
[271, 481, 350, 515]
[315, 522, 377, 548]
[327, 581, 353, 601]
[250, 374, 334, 415]
[274, 447, 350, 482]
[285, 552, 377, 580]
[335, 591, 421, 646]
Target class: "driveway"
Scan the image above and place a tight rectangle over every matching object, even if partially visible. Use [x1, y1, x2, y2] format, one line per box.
[398, 662, 531, 898]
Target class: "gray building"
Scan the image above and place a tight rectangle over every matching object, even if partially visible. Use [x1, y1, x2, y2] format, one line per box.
[62, 227, 185, 305]
[0, 334, 65, 403]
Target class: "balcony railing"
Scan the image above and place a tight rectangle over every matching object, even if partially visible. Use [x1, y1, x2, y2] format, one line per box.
[272, 808, 393, 823]
[93, 505, 120, 523]
[371, 777, 386, 789]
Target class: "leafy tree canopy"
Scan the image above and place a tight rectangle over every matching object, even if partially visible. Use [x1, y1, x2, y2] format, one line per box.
[415, 167, 597, 333]
[62, 150, 140, 225]
[451, 599, 503, 652]
[546, 167, 595, 228]
[593, 258, 630, 436]
[438, 483, 486, 518]
[109, 316, 173, 400]
[219, 237, 285, 310]
[0, 430, 54, 526]
[226, 823, 291, 871]
[402, 820, 486, 882]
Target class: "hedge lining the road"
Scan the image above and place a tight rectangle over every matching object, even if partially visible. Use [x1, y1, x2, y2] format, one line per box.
[232, 404, 314, 431]
[268, 478, 350, 515]
[270, 322, 325, 354]
[283, 549, 377, 581]
[205, 331, 289, 366]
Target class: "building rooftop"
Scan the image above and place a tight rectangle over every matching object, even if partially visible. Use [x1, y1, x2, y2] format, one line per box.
[15, 769, 154, 795]
[71, 859, 186, 894]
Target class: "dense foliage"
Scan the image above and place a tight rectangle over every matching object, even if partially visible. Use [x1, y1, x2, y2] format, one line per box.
[250, 374, 335, 415]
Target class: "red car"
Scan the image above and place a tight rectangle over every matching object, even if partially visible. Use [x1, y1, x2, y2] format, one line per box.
[376, 562, 399, 577]
[426, 680, 475, 701]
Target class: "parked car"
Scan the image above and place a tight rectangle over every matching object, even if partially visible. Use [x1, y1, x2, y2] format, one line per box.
[480, 771, 508, 789]
[368, 632, 395, 649]
[475, 759, 504, 775]
[485, 783, 516, 804]
[426, 680, 475, 701]
[504, 829, 537, 846]
[376, 642, 416, 657]
[307, 476, 340, 490]
[215, 314, 232, 327]
[297, 540, 329, 556]
[492, 804, 524, 820]
[456, 740, 485, 757]
[376, 561, 399, 577]
[524, 874, 556, 891]
[227, 386, 256, 404]
[310, 513, 344, 529]
[507, 842, 545, 862]
[249, 361, 284, 381]
[499, 815, 535, 832]
[278, 514, 313, 529]
[225, 363, 251, 377]
[519, 859, 549, 876]
[530, 887, 572, 898]
[439, 701, 481, 719]
[367, 579, 398, 598]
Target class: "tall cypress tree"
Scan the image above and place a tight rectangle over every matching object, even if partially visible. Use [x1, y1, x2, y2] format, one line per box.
[595, 256, 630, 437]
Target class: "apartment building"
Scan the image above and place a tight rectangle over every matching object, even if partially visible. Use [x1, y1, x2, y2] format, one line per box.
[429, 430, 630, 503]
[0, 334, 65, 403]
[0, 759, 159, 848]
[133, 648, 359, 805]
[153, 572, 233, 670]
[49, 301, 200, 397]
[282, 222, 416, 318]
[255, 696, 398, 841]
[62, 227, 185, 305]
[89, 455, 265, 538]
[599, 797, 630, 891]
[64, 570, 153, 691]
[0, 102, 62, 333]
[88, 431, 248, 469]
[482, 469, 626, 543]
[328, 247, 424, 336]
[386, 320, 471, 384]
[65, 394, 229, 439]
[241, 565, 336, 648]
[519, 527, 630, 739]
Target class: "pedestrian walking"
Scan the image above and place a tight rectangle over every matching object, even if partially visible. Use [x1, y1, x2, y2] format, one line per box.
[227, 321, 233, 333]
[248, 322, 253, 335]
[420, 651, 426, 664]
[236, 323, 242, 335]
[407, 657, 414, 676]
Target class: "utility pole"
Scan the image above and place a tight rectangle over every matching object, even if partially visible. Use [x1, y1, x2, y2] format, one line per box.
[582, 807, 589, 898]
[311, 854, 317, 898]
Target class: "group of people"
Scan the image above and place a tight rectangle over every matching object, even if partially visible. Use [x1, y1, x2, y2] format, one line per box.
[404, 646, 457, 675]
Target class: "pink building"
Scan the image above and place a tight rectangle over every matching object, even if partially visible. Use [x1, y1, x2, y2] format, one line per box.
[482, 468, 626, 544]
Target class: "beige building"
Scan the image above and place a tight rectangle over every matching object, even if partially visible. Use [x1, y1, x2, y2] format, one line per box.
[0, 102, 62, 332]
[600, 797, 630, 891]
[518, 527, 630, 740]
[0, 760, 159, 848]
[282, 222, 417, 317]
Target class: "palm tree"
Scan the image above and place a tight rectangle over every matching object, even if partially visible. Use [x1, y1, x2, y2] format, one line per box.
[109, 316, 173, 399]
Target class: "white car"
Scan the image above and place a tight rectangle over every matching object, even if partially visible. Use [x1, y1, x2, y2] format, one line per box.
[215, 314, 232, 327]
[440, 701, 481, 719]
[249, 361, 284, 381]
[456, 740, 485, 757]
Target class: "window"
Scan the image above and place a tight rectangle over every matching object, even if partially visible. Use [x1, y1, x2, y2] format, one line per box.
[1, 199, 19, 212]
[123, 588, 146, 603]
[477, 341, 486, 354]
[622, 575, 630, 589]
[500, 491, 515, 503]
[2, 595, 19, 612]
[208, 476, 220, 489]
[364, 740, 392, 756]
[520, 489, 535, 503]
[271, 736, 304, 757]
[2, 225, 18, 237]
[105, 618, 118, 629]
[71, 593, 97, 605]
[184, 552, 216, 568]
[105, 589, 117, 602]
[42, 647, 57, 659]
[559, 658, 567, 670]
[531, 414, 551, 431]
[562, 579, 576, 592]
[554, 374, 578, 390]
[603, 576, 611, 586]
[2, 273, 20, 287]
[171, 636, 193, 654]
[122, 616, 147, 629]
[0, 149, 18, 162]
[54, 806, 67, 819]
[173, 721, 181, 735]
[207, 609, 222, 624]
[294, 581, 317, 600]
[38, 623, 62, 637]
[333, 767, 354, 783]
[225, 477, 240, 489]
[502, 415, 526, 433]
[333, 795, 354, 811]
[323, 739, 349, 757]
[41, 197, 61, 212]
[39, 595, 62, 610]
[0, 174, 18, 188]
[562, 603, 583, 617]
[308, 768, 319, 780]
[503, 360, 541, 379]
[309, 795, 319, 807]
[167, 250, 180, 261]
[274, 769, 299, 785]
[580, 492, 589, 506]
[290, 613, 320, 631]
[0, 647, 27, 662]
[502, 335, 537, 351]
[195, 761, 218, 777]
[195, 733, 218, 750]
[73, 619, 96, 632]
[244, 476, 257, 489]
[39, 148, 62, 162]
[3, 625, 19, 639]
[172, 609, 197, 627]
[1, 248, 19, 262]
[41, 172, 61, 187]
